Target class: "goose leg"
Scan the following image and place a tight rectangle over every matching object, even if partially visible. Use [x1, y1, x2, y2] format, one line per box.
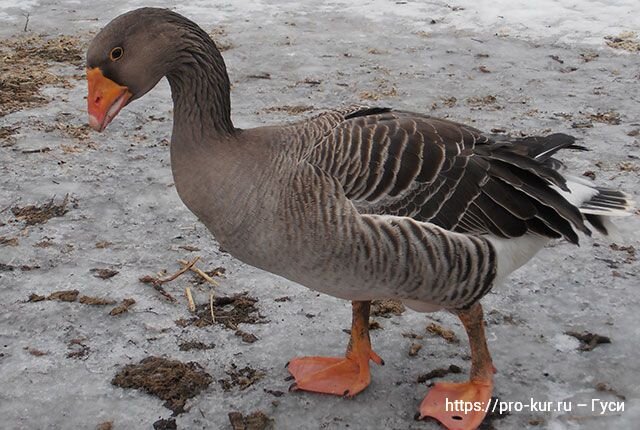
[419, 302, 495, 430]
[287, 300, 383, 397]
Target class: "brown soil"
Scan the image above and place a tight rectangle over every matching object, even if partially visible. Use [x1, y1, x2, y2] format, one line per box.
[176, 293, 265, 334]
[219, 363, 265, 391]
[28, 293, 45, 302]
[47, 290, 79, 302]
[24, 347, 49, 356]
[371, 299, 405, 317]
[152, 419, 176, 430]
[426, 322, 459, 343]
[96, 422, 113, 430]
[408, 342, 422, 357]
[112, 356, 212, 415]
[565, 330, 611, 351]
[417, 364, 462, 383]
[0, 34, 84, 117]
[12, 195, 70, 226]
[90, 268, 119, 279]
[605, 31, 640, 52]
[79, 295, 117, 306]
[0, 236, 18, 246]
[178, 340, 215, 351]
[66, 338, 90, 360]
[588, 111, 621, 125]
[228, 411, 274, 430]
[109, 298, 136, 316]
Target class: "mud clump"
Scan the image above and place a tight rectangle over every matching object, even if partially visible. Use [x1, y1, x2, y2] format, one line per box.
[79, 295, 117, 306]
[565, 331, 611, 351]
[426, 322, 459, 343]
[219, 363, 265, 391]
[153, 419, 176, 430]
[47, 290, 79, 302]
[109, 298, 136, 316]
[417, 364, 462, 383]
[112, 356, 212, 415]
[176, 293, 266, 335]
[12, 195, 70, 226]
[90, 268, 119, 279]
[228, 410, 274, 430]
[178, 340, 215, 351]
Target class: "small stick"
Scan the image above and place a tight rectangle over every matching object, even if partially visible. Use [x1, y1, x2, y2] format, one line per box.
[23, 13, 30, 32]
[185, 287, 196, 313]
[209, 292, 216, 323]
[178, 259, 219, 286]
[138, 258, 199, 302]
[160, 256, 199, 283]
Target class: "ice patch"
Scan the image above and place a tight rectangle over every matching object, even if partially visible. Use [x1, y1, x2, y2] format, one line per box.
[317, 0, 639, 46]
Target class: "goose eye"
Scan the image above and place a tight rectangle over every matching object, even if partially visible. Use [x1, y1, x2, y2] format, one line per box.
[109, 47, 124, 62]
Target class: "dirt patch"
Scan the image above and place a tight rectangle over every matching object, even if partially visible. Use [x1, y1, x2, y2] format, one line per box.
[408, 342, 422, 357]
[417, 364, 462, 383]
[27, 293, 45, 302]
[228, 411, 274, 430]
[588, 111, 621, 125]
[109, 298, 136, 316]
[565, 330, 611, 351]
[426, 322, 459, 343]
[96, 422, 113, 430]
[371, 299, 405, 317]
[466, 95, 501, 110]
[24, 347, 49, 356]
[66, 338, 90, 360]
[47, 289, 79, 302]
[0, 125, 19, 146]
[605, 31, 640, 52]
[610, 243, 636, 263]
[219, 363, 266, 391]
[95, 241, 112, 249]
[112, 356, 212, 415]
[0, 34, 84, 117]
[0, 236, 19, 246]
[152, 419, 176, 430]
[595, 382, 626, 400]
[90, 268, 119, 279]
[178, 340, 215, 351]
[176, 293, 265, 336]
[12, 195, 70, 226]
[79, 295, 117, 306]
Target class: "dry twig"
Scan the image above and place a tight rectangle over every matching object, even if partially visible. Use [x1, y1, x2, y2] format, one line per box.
[185, 287, 196, 313]
[138, 257, 200, 302]
[178, 259, 219, 286]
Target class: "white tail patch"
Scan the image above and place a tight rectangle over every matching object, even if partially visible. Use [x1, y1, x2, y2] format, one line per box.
[484, 234, 549, 287]
[552, 176, 634, 217]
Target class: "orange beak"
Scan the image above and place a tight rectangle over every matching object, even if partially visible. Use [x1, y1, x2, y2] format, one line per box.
[87, 67, 132, 132]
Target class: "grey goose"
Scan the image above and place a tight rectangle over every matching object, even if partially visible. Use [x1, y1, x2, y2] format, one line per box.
[86, 8, 634, 430]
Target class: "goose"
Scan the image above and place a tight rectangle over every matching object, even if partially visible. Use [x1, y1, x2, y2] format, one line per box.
[86, 8, 634, 430]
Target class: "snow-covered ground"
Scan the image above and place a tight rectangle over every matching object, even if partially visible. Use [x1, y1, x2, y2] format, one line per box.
[1, 1, 639, 429]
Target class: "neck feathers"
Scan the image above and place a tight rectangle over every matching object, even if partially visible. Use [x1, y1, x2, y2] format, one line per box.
[166, 19, 234, 137]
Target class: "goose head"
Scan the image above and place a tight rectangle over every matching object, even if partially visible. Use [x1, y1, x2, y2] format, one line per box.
[86, 8, 184, 131]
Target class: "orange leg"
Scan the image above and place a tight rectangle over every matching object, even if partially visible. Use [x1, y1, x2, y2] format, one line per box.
[287, 300, 383, 397]
[419, 303, 495, 430]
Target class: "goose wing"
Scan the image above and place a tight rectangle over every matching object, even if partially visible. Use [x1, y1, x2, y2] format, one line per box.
[304, 107, 589, 244]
